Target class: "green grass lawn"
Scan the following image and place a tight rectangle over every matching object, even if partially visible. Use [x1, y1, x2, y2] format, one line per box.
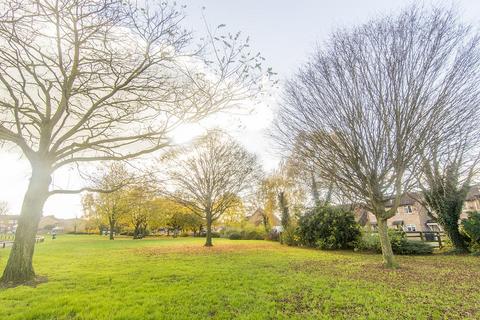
[0, 235, 479, 319]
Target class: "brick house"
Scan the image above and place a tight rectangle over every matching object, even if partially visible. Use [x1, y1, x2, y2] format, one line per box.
[356, 186, 480, 232]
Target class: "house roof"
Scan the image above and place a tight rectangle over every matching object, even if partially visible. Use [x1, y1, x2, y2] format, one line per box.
[466, 185, 480, 201]
[358, 185, 480, 209]
[247, 208, 280, 227]
[385, 193, 418, 207]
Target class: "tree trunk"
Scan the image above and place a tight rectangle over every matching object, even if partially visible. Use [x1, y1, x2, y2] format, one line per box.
[440, 197, 469, 252]
[1, 162, 51, 286]
[109, 220, 115, 240]
[444, 220, 469, 253]
[377, 218, 397, 268]
[423, 183, 470, 252]
[311, 172, 320, 204]
[205, 213, 213, 247]
[133, 224, 139, 239]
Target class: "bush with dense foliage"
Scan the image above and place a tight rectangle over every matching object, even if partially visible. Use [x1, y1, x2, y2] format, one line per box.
[297, 206, 361, 249]
[228, 233, 242, 240]
[355, 230, 433, 255]
[244, 230, 265, 240]
[461, 212, 480, 253]
[198, 231, 220, 238]
[223, 226, 266, 240]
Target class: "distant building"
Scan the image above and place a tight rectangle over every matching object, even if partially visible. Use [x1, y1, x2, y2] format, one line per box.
[354, 186, 480, 232]
[247, 208, 280, 228]
[0, 215, 19, 233]
[1, 214, 88, 234]
[38, 215, 87, 233]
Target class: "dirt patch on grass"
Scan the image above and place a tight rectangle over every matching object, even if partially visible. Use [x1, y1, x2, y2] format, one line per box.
[274, 287, 320, 315]
[273, 287, 366, 318]
[135, 242, 278, 256]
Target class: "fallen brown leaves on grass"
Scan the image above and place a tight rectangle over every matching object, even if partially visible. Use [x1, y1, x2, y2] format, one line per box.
[291, 254, 480, 318]
[292, 255, 480, 287]
[135, 241, 279, 256]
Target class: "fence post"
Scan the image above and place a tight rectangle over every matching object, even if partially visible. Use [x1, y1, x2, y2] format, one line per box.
[419, 232, 424, 241]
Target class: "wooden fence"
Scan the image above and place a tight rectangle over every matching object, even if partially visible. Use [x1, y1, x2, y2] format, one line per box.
[367, 231, 446, 248]
[404, 231, 445, 248]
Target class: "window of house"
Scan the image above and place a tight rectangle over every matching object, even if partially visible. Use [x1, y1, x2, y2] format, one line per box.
[404, 205, 413, 214]
[405, 224, 416, 232]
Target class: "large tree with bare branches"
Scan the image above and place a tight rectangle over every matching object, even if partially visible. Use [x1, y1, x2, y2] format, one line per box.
[274, 6, 480, 267]
[167, 131, 260, 246]
[0, 0, 267, 285]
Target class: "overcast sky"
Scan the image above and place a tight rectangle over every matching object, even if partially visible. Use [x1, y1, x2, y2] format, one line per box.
[1, 0, 479, 219]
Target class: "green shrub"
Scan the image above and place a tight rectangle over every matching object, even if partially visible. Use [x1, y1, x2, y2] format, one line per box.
[180, 232, 189, 237]
[223, 226, 266, 240]
[461, 212, 480, 254]
[282, 225, 300, 246]
[355, 229, 407, 252]
[245, 230, 264, 240]
[228, 233, 242, 240]
[395, 240, 434, 255]
[199, 231, 220, 238]
[355, 230, 433, 255]
[297, 205, 360, 249]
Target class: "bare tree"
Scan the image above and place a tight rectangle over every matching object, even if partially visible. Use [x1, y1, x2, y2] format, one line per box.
[0, 0, 268, 285]
[274, 6, 480, 267]
[167, 130, 261, 246]
[286, 141, 337, 206]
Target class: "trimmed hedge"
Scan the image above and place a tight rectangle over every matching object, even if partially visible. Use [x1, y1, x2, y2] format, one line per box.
[223, 228, 266, 240]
